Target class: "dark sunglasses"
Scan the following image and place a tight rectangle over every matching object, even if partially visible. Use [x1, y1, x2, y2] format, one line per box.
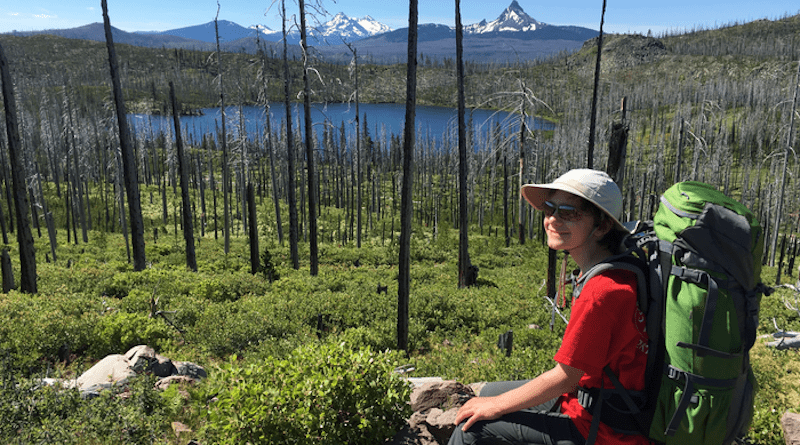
[542, 200, 584, 222]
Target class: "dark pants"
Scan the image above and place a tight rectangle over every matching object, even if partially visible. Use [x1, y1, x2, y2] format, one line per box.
[448, 381, 586, 445]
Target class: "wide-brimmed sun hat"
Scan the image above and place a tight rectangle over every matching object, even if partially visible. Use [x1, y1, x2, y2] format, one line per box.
[520, 169, 627, 233]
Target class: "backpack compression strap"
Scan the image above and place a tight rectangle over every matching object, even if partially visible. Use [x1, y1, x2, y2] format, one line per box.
[663, 366, 739, 436]
[659, 241, 745, 436]
[580, 365, 647, 444]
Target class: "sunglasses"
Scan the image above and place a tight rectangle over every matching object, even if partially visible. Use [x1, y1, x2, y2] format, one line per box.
[542, 200, 585, 222]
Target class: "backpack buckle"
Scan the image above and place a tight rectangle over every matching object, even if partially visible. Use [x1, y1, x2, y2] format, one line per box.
[667, 365, 686, 381]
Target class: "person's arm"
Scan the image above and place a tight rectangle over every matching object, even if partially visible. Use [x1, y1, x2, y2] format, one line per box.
[454, 362, 584, 432]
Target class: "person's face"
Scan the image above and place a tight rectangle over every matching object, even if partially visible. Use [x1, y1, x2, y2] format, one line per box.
[542, 190, 599, 253]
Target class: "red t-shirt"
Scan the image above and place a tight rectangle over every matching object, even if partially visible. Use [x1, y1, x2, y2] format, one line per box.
[554, 269, 651, 445]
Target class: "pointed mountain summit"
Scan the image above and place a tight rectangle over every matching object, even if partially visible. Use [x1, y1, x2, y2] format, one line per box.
[465, 0, 544, 34]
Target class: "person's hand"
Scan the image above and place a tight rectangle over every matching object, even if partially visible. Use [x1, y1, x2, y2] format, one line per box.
[454, 396, 505, 432]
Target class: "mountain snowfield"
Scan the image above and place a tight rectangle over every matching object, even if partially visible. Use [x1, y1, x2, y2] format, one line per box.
[251, 12, 391, 42]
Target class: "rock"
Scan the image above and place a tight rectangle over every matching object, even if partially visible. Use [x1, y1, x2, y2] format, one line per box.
[171, 421, 192, 439]
[394, 412, 438, 445]
[408, 376, 445, 387]
[76, 354, 136, 391]
[468, 382, 486, 396]
[151, 355, 177, 377]
[782, 411, 800, 445]
[126, 345, 157, 372]
[174, 360, 207, 379]
[410, 381, 474, 413]
[423, 407, 459, 444]
[390, 380, 475, 445]
[155, 375, 197, 391]
[29, 345, 207, 402]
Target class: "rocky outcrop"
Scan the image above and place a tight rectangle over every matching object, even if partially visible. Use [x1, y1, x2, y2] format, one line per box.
[390, 380, 480, 445]
[783, 412, 800, 445]
[41, 345, 206, 398]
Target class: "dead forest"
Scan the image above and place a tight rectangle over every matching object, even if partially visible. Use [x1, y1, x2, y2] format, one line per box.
[1, 11, 800, 290]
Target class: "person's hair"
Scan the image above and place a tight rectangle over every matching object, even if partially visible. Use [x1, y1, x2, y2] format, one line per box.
[579, 198, 625, 254]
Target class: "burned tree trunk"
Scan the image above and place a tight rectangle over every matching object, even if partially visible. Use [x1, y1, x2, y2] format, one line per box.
[214, 6, 231, 255]
[169, 82, 197, 272]
[102, 0, 146, 271]
[281, 0, 300, 269]
[299, 0, 319, 276]
[248, 183, 259, 275]
[0, 42, 37, 293]
[398, 0, 418, 353]
[606, 97, 629, 185]
[587, 0, 607, 168]
[456, 0, 473, 288]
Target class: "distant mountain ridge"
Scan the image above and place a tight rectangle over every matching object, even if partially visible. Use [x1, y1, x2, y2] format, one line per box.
[4, 2, 597, 63]
[150, 20, 257, 43]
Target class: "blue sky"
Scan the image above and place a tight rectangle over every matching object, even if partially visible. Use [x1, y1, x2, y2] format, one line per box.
[2, 0, 799, 36]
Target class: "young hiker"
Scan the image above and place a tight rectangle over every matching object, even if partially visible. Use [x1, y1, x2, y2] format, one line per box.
[448, 168, 650, 445]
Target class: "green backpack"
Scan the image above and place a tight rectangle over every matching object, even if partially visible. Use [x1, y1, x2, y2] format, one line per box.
[576, 181, 772, 445]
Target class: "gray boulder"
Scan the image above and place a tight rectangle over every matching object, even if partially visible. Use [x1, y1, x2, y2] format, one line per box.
[76, 354, 136, 393]
[174, 360, 207, 379]
[782, 411, 800, 445]
[41, 345, 206, 398]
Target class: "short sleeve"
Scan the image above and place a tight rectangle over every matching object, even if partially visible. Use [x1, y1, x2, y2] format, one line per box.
[554, 270, 638, 377]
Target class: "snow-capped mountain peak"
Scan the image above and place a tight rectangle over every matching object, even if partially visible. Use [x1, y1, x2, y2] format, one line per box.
[247, 12, 390, 43]
[465, 0, 545, 34]
[316, 13, 391, 40]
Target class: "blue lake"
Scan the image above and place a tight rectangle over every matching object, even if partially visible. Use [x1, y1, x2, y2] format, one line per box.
[129, 103, 554, 147]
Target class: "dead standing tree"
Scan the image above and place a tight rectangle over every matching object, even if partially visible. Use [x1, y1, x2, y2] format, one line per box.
[214, 4, 232, 255]
[281, 0, 301, 270]
[299, 0, 321, 276]
[101, 0, 146, 271]
[256, 31, 284, 246]
[398, 0, 418, 353]
[455, 0, 473, 288]
[343, 41, 363, 249]
[169, 82, 197, 272]
[0, 42, 37, 293]
[586, 0, 607, 169]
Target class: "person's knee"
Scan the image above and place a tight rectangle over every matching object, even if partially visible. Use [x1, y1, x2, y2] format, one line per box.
[447, 423, 470, 445]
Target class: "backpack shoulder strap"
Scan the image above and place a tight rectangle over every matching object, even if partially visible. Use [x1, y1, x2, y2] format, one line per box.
[573, 253, 649, 314]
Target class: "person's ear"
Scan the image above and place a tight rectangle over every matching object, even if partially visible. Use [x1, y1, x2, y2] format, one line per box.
[594, 217, 613, 239]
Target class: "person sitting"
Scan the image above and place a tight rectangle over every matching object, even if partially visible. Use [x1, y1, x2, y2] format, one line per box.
[449, 168, 650, 445]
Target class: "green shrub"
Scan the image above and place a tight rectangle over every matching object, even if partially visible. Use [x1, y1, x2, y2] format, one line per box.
[0, 367, 177, 444]
[203, 342, 412, 445]
[190, 271, 270, 303]
[259, 246, 280, 282]
[90, 312, 173, 357]
[0, 291, 98, 371]
[189, 297, 302, 356]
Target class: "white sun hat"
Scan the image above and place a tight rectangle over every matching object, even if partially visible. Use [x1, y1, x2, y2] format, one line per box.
[520, 169, 627, 233]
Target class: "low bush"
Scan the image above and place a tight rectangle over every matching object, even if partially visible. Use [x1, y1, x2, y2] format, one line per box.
[0, 367, 180, 444]
[0, 291, 98, 370]
[89, 312, 173, 357]
[203, 341, 413, 445]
